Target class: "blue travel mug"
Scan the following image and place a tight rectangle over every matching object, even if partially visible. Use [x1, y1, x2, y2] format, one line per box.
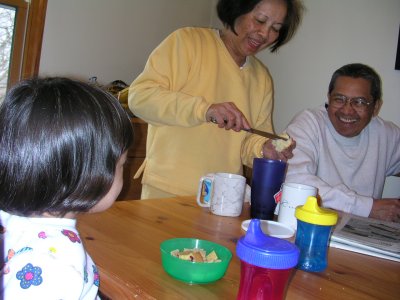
[251, 158, 287, 220]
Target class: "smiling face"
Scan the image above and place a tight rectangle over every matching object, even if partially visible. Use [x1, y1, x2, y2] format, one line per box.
[221, 0, 287, 66]
[327, 76, 381, 137]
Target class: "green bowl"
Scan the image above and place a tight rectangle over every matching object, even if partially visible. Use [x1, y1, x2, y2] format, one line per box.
[160, 238, 232, 284]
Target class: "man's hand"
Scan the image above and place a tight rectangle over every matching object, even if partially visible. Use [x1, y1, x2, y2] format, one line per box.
[261, 139, 296, 162]
[369, 199, 400, 222]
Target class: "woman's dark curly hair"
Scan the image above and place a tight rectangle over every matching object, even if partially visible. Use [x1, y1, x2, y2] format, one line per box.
[217, 0, 304, 52]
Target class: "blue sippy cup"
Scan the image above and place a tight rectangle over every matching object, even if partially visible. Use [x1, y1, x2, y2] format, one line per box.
[294, 196, 338, 272]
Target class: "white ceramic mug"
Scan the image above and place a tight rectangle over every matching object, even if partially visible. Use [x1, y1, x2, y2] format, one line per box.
[196, 173, 246, 217]
[277, 182, 317, 230]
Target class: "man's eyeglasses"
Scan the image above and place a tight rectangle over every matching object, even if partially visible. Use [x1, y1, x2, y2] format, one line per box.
[329, 94, 373, 112]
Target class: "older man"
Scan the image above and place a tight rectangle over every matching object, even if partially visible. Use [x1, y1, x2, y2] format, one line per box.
[285, 63, 400, 222]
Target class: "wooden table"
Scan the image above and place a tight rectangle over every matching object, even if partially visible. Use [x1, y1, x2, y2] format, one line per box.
[77, 197, 400, 300]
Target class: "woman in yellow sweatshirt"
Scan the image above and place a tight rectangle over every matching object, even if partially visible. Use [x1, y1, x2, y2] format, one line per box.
[129, 0, 304, 199]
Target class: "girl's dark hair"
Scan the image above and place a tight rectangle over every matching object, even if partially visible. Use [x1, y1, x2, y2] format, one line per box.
[217, 0, 304, 52]
[0, 77, 134, 216]
[328, 63, 382, 102]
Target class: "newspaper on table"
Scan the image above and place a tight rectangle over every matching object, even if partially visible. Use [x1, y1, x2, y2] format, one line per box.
[330, 213, 400, 262]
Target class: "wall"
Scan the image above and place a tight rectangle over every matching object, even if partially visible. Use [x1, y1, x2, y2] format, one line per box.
[257, 0, 400, 133]
[40, 0, 399, 196]
[212, 0, 400, 196]
[39, 0, 214, 84]
[255, 0, 400, 196]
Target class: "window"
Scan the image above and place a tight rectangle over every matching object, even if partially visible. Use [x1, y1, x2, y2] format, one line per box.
[0, 0, 47, 101]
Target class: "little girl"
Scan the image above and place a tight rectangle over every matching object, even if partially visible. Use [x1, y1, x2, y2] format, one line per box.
[0, 77, 134, 299]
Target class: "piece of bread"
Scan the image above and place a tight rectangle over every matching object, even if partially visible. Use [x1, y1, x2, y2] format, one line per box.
[272, 133, 292, 152]
[206, 250, 219, 262]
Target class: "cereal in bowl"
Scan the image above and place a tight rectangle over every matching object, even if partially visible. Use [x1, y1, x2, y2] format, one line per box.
[171, 248, 221, 263]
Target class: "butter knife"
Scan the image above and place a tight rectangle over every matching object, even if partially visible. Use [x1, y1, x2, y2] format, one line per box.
[242, 128, 288, 141]
[210, 117, 288, 141]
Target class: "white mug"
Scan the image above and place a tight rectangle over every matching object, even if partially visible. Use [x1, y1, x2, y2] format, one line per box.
[277, 182, 317, 230]
[196, 173, 246, 217]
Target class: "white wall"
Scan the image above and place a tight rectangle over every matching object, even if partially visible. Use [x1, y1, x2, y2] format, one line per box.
[254, 0, 400, 196]
[257, 0, 400, 133]
[40, 0, 399, 196]
[39, 0, 214, 84]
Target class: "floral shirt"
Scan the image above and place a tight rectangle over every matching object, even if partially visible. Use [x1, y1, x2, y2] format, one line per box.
[0, 210, 100, 299]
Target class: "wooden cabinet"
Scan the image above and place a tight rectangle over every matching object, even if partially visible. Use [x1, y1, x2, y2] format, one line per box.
[117, 118, 147, 200]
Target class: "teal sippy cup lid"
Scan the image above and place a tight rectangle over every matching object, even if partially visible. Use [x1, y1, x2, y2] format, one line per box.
[236, 219, 299, 269]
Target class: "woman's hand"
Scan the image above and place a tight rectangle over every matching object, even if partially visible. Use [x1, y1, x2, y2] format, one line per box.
[206, 102, 251, 132]
[261, 139, 296, 162]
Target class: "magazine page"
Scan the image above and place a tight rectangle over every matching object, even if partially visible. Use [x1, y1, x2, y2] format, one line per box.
[330, 214, 400, 260]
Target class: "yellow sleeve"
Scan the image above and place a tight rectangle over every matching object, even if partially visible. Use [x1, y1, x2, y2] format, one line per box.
[128, 28, 211, 127]
[240, 59, 274, 167]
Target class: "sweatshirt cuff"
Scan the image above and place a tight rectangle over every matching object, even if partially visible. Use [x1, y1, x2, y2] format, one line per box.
[353, 195, 374, 217]
[196, 99, 212, 122]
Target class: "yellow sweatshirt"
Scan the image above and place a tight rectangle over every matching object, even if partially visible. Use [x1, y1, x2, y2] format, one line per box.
[129, 27, 273, 196]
